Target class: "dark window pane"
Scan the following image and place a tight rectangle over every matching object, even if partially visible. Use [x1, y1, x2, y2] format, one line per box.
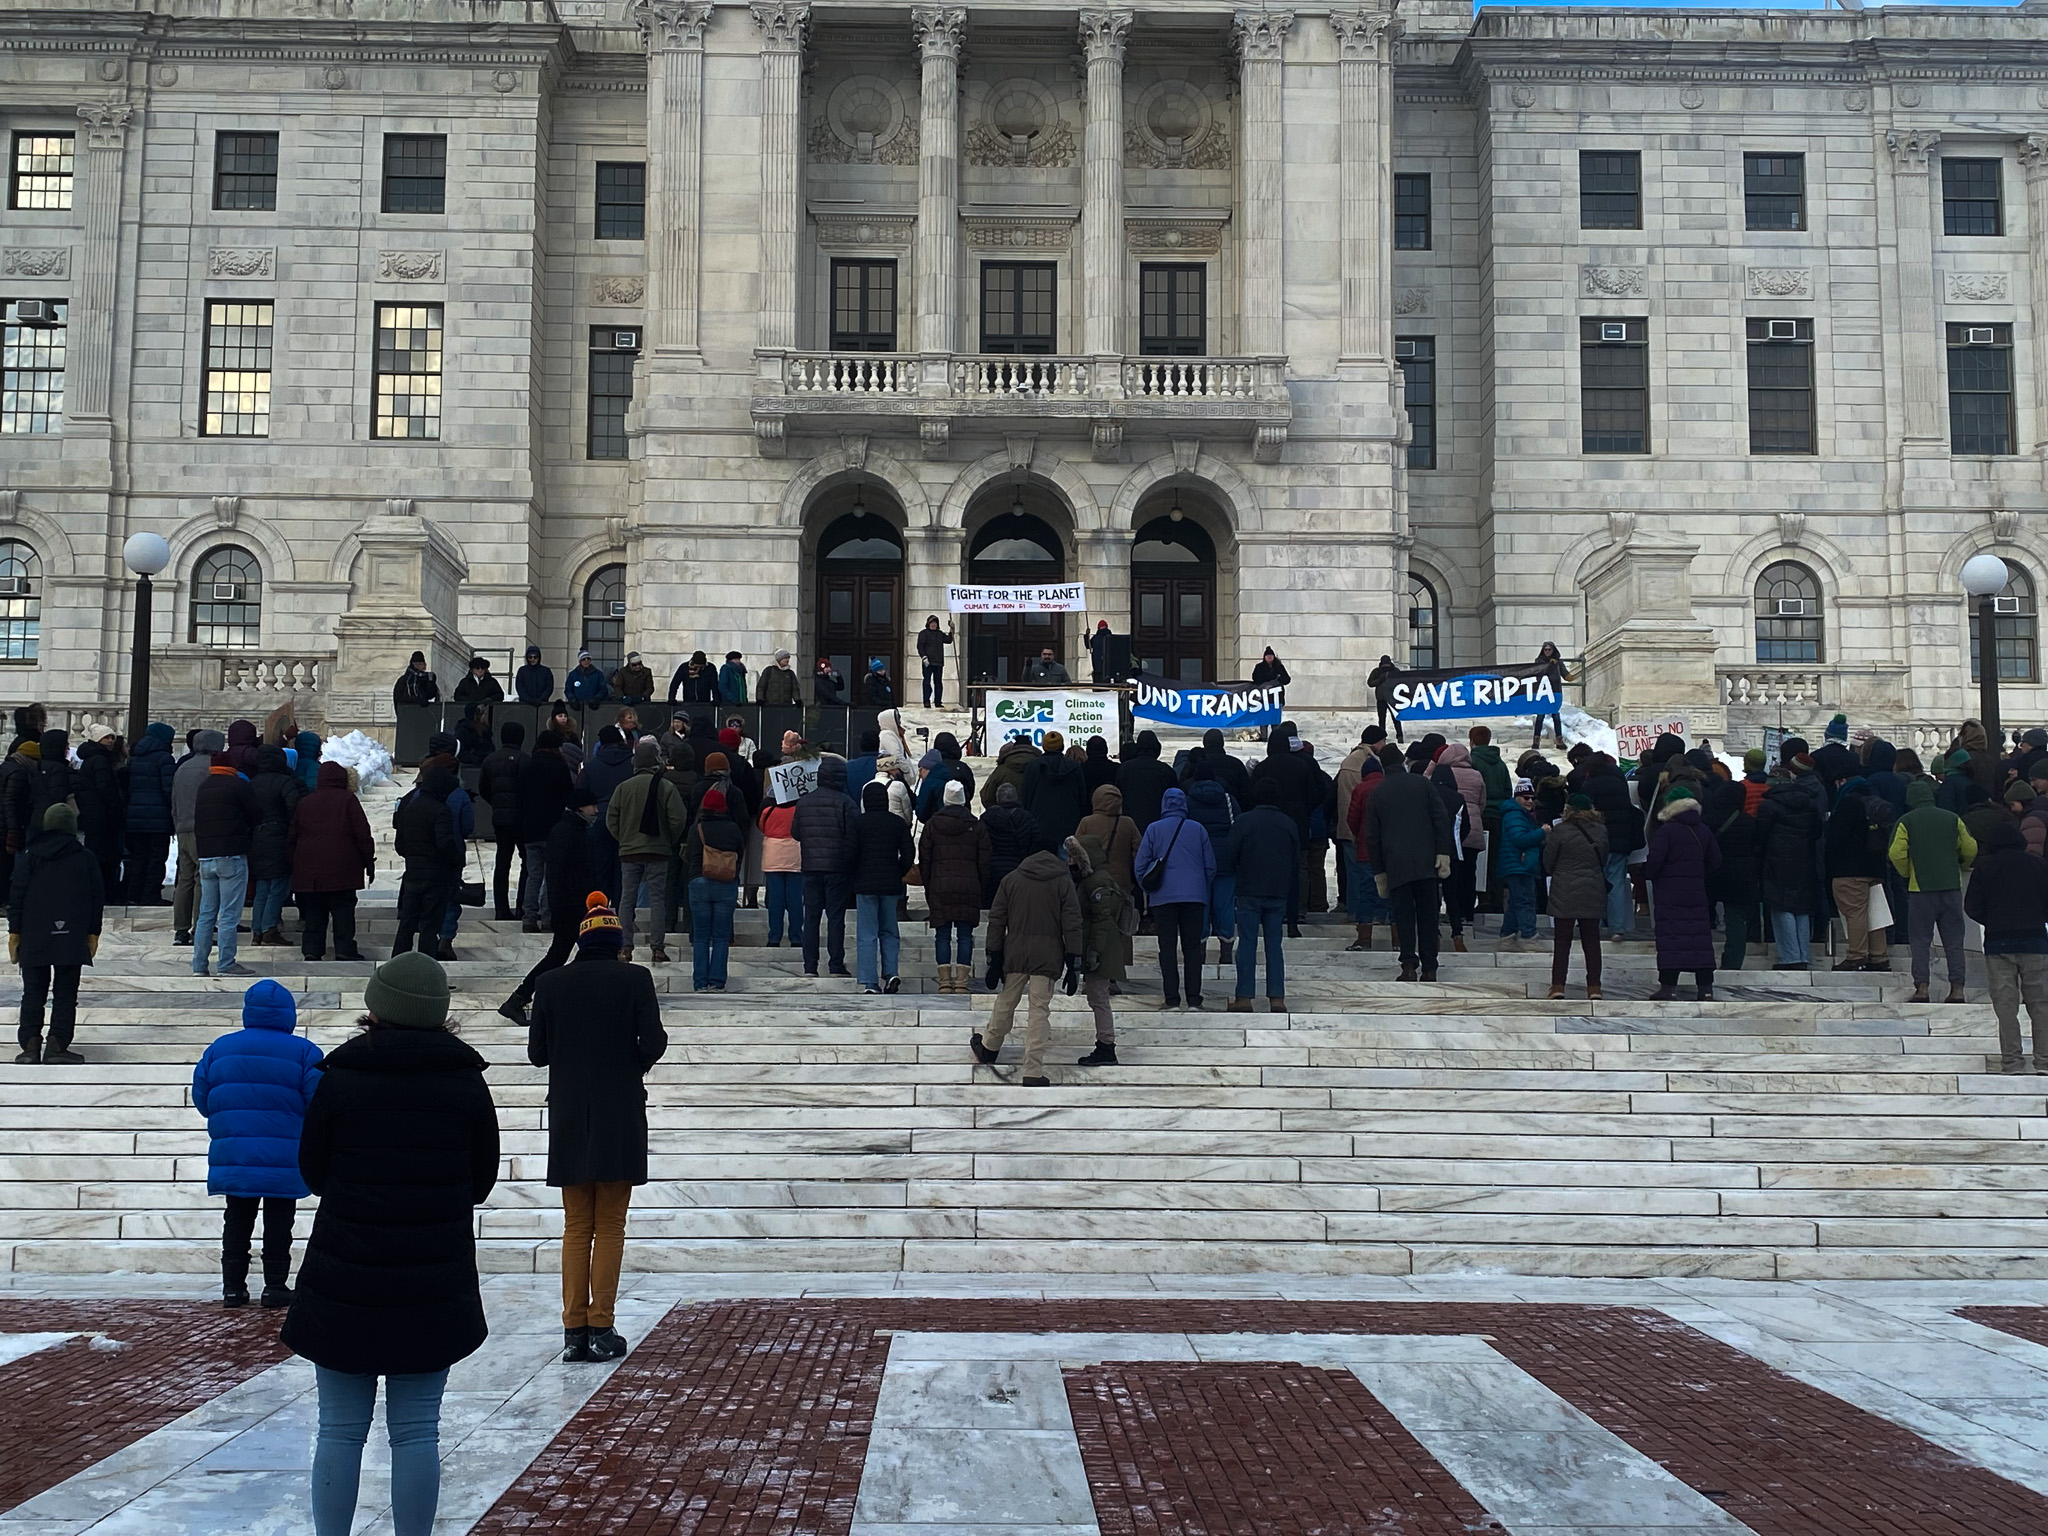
[1178, 591, 1203, 629]
[595, 161, 645, 240]
[1971, 568, 2038, 684]
[1580, 318, 1648, 454]
[587, 329, 635, 460]
[1754, 561, 1822, 664]
[1408, 574, 1438, 671]
[189, 545, 263, 649]
[582, 564, 626, 673]
[1140, 592, 1164, 628]
[1745, 318, 1814, 455]
[381, 134, 446, 214]
[1398, 336, 1436, 470]
[1139, 264, 1205, 355]
[1947, 322, 2015, 456]
[868, 587, 892, 627]
[1942, 158, 2002, 238]
[1743, 153, 1804, 232]
[373, 303, 442, 439]
[1394, 173, 1431, 250]
[203, 300, 274, 437]
[829, 589, 853, 625]
[0, 539, 42, 660]
[1, 298, 65, 435]
[213, 132, 279, 211]
[1580, 151, 1640, 230]
[9, 132, 72, 211]
[830, 260, 898, 351]
[979, 262, 1056, 353]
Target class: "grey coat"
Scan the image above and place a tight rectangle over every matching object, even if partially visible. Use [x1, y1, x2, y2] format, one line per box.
[1541, 808, 1611, 922]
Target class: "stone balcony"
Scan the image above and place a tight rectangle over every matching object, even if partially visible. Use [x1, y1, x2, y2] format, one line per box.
[752, 350, 1293, 461]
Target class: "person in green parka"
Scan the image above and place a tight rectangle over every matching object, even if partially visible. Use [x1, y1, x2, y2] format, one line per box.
[1069, 833, 1127, 1068]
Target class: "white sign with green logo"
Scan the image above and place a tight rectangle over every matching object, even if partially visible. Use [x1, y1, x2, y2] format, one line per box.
[986, 689, 1117, 747]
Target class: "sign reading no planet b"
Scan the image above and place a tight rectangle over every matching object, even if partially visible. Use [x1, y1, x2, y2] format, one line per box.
[1389, 669, 1560, 722]
[946, 583, 1087, 614]
[1132, 674, 1286, 731]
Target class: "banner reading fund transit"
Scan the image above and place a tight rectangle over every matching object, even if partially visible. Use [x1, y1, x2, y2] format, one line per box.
[1131, 674, 1286, 731]
[986, 689, 1117, 747]
[1388, 667, 1561, 722]
[945, 583, 1087, 614]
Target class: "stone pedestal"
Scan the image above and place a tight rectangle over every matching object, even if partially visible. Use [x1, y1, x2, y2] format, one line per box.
[1579, 532, 1725, 739]
[328, 501, 471, 738]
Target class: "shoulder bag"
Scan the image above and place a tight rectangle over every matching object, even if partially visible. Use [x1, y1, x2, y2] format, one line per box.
[1138, 815, 1186, 894]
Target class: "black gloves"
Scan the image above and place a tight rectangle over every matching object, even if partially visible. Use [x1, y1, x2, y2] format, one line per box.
[985, 950, 1004, 991]
[1062, 955, 1082, 996]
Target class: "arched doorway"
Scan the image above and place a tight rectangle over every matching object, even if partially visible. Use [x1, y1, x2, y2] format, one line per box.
[1131, 512, 1216, 683]
[967, 505, 1067, 685]
[814, 496, 904, 702]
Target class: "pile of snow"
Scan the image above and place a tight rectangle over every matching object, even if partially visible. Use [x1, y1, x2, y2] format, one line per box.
[321, 730, 394, 790]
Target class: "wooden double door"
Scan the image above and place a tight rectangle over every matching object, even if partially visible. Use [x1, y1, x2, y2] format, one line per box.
[1131, 570, 1216, 684]
[817, 569, 901, 702]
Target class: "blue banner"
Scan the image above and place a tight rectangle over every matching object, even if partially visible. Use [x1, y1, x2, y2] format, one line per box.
[1132, 674, 1286, 730]
[1389, 669, 1560, 721]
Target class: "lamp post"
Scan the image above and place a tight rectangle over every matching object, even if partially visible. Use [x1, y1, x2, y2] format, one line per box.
[121, 533, 170, 744]
[1962, 551, 2013, 749]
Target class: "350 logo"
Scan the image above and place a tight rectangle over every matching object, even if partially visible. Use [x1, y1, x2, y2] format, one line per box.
[992, 697, 1055, 724]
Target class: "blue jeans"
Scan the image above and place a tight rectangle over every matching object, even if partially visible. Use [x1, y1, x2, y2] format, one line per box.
[1604, 851, 1633, 935]
[1234, 895, 1287, 1000]
[194, 856, 248, 974]
[1771, 906, 1812, 965]
[933, 919, 974, 967]
[250, 874, 290, 935]
[1501, 873, 1537, 939]
[689, 877, 737, 988]
[856, 893, 901, 988]
[763, 870, 803, 944]
[312, 1366, 448, 1536]
[1206, 873, 1237, 942]
[1341, 844, 1387, 923]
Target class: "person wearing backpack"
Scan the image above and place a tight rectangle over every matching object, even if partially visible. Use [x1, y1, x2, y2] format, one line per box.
[1823, 768, 1894, 973]
[684, 787, 745, 991]
[1068, 833, 1130, 1063]
[1133, 787, 1216, 1010]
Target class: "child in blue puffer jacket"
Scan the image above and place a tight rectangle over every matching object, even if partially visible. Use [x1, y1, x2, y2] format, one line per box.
[192, 980, 324, 1308]
[1496, 776, 1550, 947]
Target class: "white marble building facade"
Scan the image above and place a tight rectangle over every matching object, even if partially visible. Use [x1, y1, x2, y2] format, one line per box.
[0, 0, 2043, 740]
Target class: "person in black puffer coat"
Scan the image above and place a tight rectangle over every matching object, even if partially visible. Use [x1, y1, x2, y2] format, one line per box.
[281, 951, 498, 1536]
[31, 728, 75, 835]
[248, 745, 303, 947]
[72, 725, 125, 899]
[1020, 732, 1090, 850]
[1116, 730, 1181, 837]
[1703, 776, 1760, 973]
[478, 721, 529, 921]
[1754, 773, 1823, 969]
[10, 802, 103, 1064]
[980, 783, 1040, 905]
[1081, 735, 1120, 796]
[124, 722, 178, 904]
[391, 767, 460, 957]
[513, 731, 575, 930]
[792, 756, 857, 977]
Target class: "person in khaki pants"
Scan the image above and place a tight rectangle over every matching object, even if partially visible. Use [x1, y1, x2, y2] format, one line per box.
[970, 842, 1081, 1087]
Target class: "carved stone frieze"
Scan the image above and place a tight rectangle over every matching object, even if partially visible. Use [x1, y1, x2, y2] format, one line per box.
[1580, 265, 1647, 298]
[813, 213, 917, 250]
[1945, 271, 2011, 304]
[1393, 286, 1430, 316]
[965, 219, 1073, 251]
[966, 120, 1076, 168]
[809, 74, 917, 165]
[377, 251, 444, 282]
[1992, 506, 2021, 543]
[1126, 80, 1229, 170]
[2, 249, 69, 279]
[1125, 214, 1225, 256]
[209, 247, 274, 279]
[591, 274, 647, 306]
[1747, 266, 1810, 299]
[1778, 510, 1805, 548]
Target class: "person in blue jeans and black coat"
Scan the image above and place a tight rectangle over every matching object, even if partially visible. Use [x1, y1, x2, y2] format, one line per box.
[851, 779, 915, 993]
[192, 979, 324, 1307]
[1219, 781, 1300, 1013]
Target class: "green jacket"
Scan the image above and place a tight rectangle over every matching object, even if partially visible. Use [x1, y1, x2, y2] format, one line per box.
[1072, 834, 1128, 982]
[757, 664, 801, 705]
[1469, 742, 1512, 808]
[1888, 780, 1976, 893]
[605, 767, 687, 860]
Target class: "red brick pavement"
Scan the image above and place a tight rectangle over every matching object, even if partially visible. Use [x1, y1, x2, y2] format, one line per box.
[1959, 1306, 2048, 1348]
[0, 1299, 290, 1514]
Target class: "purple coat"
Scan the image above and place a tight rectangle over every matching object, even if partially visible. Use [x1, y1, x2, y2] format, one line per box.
[1645, 801, 1723, 971]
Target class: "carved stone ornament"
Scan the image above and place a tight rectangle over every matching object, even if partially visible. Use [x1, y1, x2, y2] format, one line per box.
[1393, 286, 1430, 316]
[1231, 9, 1295, 62]
[1993, 506, 2021, 543]
[1510, 84, 1536, 109]
[1887, 128, 1938, 173]
[75, 99, 132, 150]
[95, 59, 124, 82]
[965, 214, 1075, 251]
[385, 498, 416, 519]
[1895, 85, 1923, 109]
[810, 75, 916, 165]
[209, 247, 274, 280]
[633, 0, 714, 52]
[2022, 136, 2048, 174]
[1679, 82, 1704, 110]
[1091, 420, 1124, 461]
[211, 495, 243, 531]
[1126, 216, 1225, 256]
[1747, 266, 1810, 299]
[1778, 510, 1805, 549]
[2040, 88, 2048, 112]
[1126, 81, 1229, 170]
[1, 249, 69, 279]
[1845, 89, 1869, 112]
[491, 70, 520, 93]
[755, 416, 787, 452]
[1078, 9, 1133, 60]
[1608, 509, 1636, 545]
[377, 250, 444, 283]
[0, 490, 19, 519]
[843, 433, 872, 470]
[1329, 8, 1396, 59]
[967, 79, 1077, 168]
[1581, 265, 1647, 298]
[153, 63, 177, 88]
[323, 65, 348, 89]
[813, 213, 917, 250]
[919, 417, 951, 458]
[1945, 271, 2011, 305]
[910, 6, 968, 61]
[591, 274, 646, 307]
[1251, 423, 1287, 464]
[749, 0, 810, 50]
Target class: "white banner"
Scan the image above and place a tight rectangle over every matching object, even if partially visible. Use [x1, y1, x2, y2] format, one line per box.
[945, 582, 1087, 614]
[1616, 716, 1688, 761]
[987, 689, 1117, 747]
[767, 757, 820, 804]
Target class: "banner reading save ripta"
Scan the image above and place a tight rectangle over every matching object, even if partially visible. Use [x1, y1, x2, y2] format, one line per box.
[1131, 674, 1286, 730]
[1388, 666, 1562, 722]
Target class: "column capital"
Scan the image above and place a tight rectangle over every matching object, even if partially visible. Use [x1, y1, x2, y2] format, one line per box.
[75, 99, 131, 151]
[1232, 8, 1295, 62]
[749, 0, 809, 52]
[1078, 8, 1133, 62]
[634, 0, 713, 54]
[1329, 7, 1396, 59]
[2021, 133, 2048, 177]
[1886, 127, 1939, 174]
[911, 6, 968, 61]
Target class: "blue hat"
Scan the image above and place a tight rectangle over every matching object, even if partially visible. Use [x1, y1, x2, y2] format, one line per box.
[869, 657, 885, 672]
[241, 978, 299, 1033]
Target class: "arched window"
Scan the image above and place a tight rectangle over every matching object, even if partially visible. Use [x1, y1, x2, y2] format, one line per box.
[0, 540, 41, 661]
[1754, 560, 1823, 663]
[1407, 572, 1440, 670]
[581, 564, 626, 674]
[1972, 561, 2038, 684]
[189, 545, 261, 648]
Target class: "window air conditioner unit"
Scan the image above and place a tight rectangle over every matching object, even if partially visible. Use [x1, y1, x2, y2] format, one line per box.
[1600, 323, 1629, 342]
[609, 600, 626, 618]
[1968, 327, 1998, 346]
[1767, 320, 1800, 340]
[1776, 598, 1808, 617]
[613, 329, 640, 352]
[1995, 595, 2023, 614]
[12, 300, 56, 327]
[212, 582, 243, 602]
[0, 576, 30, 597]
[1394, 340, 1418, 359]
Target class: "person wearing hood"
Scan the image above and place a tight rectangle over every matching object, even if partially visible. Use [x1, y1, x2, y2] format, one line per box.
[30, 726, 75, 833]
[1365, 747, 1455, 983]
[793, 756, 857, 977]
[1543, 792, 1609, 998]
[248, 744, 304, 947]
[2007, 727, 2048, 790]
[914, 733, 975, 822]
[1076, 782, 1140, 896]
[916, 616, 955, 707]
[1177, 727, 1252, 807]
[1965, 818, 2048, 1071]
[72, 721, 125, 897]
[0, 730, 42, 895]
[1823, 770, 1894, 973]
[610, 651, 654, 704]
[391, 765, 460, 957]
[392, 651, 440, 709]
[607, 736, 686, 964]
[513, 731, 575, 930]
[850, 780, 915, 993]
[1863, 738, 1908, 816]
[919, 779, 990, 993]
[1951, 717, 2001, 802]
[1889, 779, 1976, 1004]
[290, 761, 375, 962]
[452, 656, 504, 705]
[2018, 780, 2048, 861]
[1645, 785, 1722, 1001]
[477, 720, 530, 920]
[514, 646, 555, 706]
[1136, 786, 1218, 1010]
[1080, 734, 1119, 796]
[1020, 731, 1090, 849]
[1341, 749, 1391, 953]
[193, 979, 324, 1306]
[528, 893, 668, 1356]
[281, 952, 497, 1536]
[10, 803, 103, 1064]
[1250, 648, 1290, 741]
[125, 721, 178, 904]
[1754, 765, 1824, 970]
[453, 704, 495, 769]
[1069, 833, 1129, 1062]
[1366, 654, 1406, 744]
[1220, 781, 1302, 1011]
[1430, 740, 1488, 952]
[979, 735, 1039, 810]
[194, 748, 259, 978]
[1116, 731, 1180, 837]
[500, 786, 598, 1023]
[1182, 756, 1242, 961]
[862, 655, 897, 707]
[971, 840, 1083, 1086]
[1247, 726, 1322, 935]
[1495, 777, 1548, 949]
[980, 782, 1039, 905]
[548, 705, 584, 770]
[170, 728, 226, 943]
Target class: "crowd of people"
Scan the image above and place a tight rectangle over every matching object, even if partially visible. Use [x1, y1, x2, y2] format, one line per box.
[393, 643, 897, 711]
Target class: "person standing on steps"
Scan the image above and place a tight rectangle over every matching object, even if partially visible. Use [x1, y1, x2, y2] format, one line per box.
[1366, 654, 1406, 744]
[1069, 833, 1130, 1062]
[1247, 724, 1319, 937]
[248, 744, 303, 948]
[607, 737, 687, 965]
[1365, 746, 1454, 983]
[980, 782, 1039, 906]
[192, 979, 323, 1308]
[10, 803, 102, 1064]
[1754, 761, 1825, 971]
[1530, 641, 1570, 750]
[1543, 792, 1609, 999]
[1495, 777, 1547, 950]
[1704, 775, 1760, 974]
[193, 747, 259, 979]
[1823, 766, 1894, 974]
[850, 780, 914, 994]
[862, 656, 898, 708]
[1136, 786, 1217, 1011]
[125, 721, 177, 905]
[514, 731, 575, 932]
[1342, 747, 1391, 953]
[759, 790, 805, 950]
[919, 778, 989, 993]
[499, 786, 597, 1024]
[1965, 819, 2048, 1072]
[1220, 781, 1301, 1014]
[290, 763, 375, 963]
[1182, 755, 1240, 964]
[1645, 784, 1722, 1002]
[916, 616, 955, 707]
[1429, 740, 1488, 954]
[282, 952, 498, 1536]
[814, 655, 846, 707]
[390, 765, 460, 959]
[1888, 778, 1977, 1004]
[392, 651, 440, 709]
[1250, 648, 1291, 740]
[479, 721, 530, 921]
[514, 645, 554, 706]
[971, 838, 1083, 1087]
[171, 728, 225, 946]
[528, 891, 667, 1357]
[685, 787, 746, 991]
[794, 757, 857, 978]
[1020, 730, 1089, 850]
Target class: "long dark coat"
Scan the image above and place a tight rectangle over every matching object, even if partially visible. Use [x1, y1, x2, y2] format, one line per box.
[8, 826, 103, 966]
[1645, 802, 1722, 971]
[1541, 808, 1610, 922]
[1753, 779, 1823, 914]
[248, 746, 303, 883]
[981, 803, 1040, 903]
[1703, 782, 1759, 910]
[527, 953, 668, 1187]
[289, 763, 375, 893]
[918, 806, 990, 927]
[281, 1027, 499, 1377]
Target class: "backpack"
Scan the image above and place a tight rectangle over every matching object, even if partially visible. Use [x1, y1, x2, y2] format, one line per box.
[1860, 793, 1898, 859]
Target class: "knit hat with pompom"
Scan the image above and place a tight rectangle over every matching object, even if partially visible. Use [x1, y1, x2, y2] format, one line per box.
[577, 890, 624, 952]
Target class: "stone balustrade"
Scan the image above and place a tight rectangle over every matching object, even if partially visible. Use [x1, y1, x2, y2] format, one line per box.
[1720, 667, 1827, 709]
[1123, 357, 1268, 400]
[952, 355, 1091, 399]
[219, 655, 328, 696]
[784, 352, 923, 396]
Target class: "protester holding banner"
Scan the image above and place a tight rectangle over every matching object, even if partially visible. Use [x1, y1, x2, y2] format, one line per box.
[1366, 656, 1405, 745]
[1250, 649, 1291, 741]
[916, 617, 955, 709]
[1531, 643, 1570, 750]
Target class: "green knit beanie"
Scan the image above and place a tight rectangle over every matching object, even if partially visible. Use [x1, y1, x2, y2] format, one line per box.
[41, 802, 77, 836]
[1743, 748, 1767, 771]
[363, 950, 450, 1029]
[1663, 784, 1698, 806]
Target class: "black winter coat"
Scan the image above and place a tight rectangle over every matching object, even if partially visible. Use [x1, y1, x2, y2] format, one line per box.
[193, 770, 258, 859]
[850, 806, 915, 897]
[514, 663, 555, 705]
[1247, 741, 1320, 838]
[281, 1027, 499, 1378]
[0, 748, 39, 850]
[1584, 762, 1643, 856]
[515, 748, 576, 845]
[1823, 785, 1890, 881]
[1020, 751, 1090, 848]
[792, 760, 857, 873]
[393, 781, 461, 870]
[1966, 821, 2048, 945]
[8, 826, 103, 965]
[73, 741, 124, 856]
[981, 803, 1040, 902]
[248, 748, 303, 882]
[1704, 785, 1759, 908]
[1177, 744, 1251, 807]
[528, 953, 668, 1186]
[478, 748, 526, 839]
[1363, 768, 1455, 888]
[125, 733, 178, 838]
[545, 808, 594, 936]
[1645, 802, 1721, 972]
[1219, 804, 1303, 900]
[1753, 779, 1823, 914]
[1116, 754, 1180, 834]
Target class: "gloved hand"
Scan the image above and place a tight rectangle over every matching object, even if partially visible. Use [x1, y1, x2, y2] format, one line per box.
[6, 932, 16, 964]
[1062, 955, 1082, 996]
[1435, 854, 1452, 881]
[86, 934, 98, 961]
[984, 950, 1004, 991]
[1374, 873, 1390, 900]
[1082, 949, 1100, 975]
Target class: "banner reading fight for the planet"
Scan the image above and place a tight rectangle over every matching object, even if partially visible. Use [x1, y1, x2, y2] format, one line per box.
[945, 583, 1087, 613]
[1388, 667, 1561, 722]
[1131, 674, 1286, 730]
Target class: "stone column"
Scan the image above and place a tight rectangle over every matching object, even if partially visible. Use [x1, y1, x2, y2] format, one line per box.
[1232, 9, 1293, 359]
[752, 2, 809, 356]
[636, 0, 714, 357]
[2022, 135, 2048, 465]
[911, 7, 967, 358]
[1886, 128, 1943, 447]
[1330, 8, 1394, 364]
[1079, 10, 1132, 362]
[68, 99, 131, 422]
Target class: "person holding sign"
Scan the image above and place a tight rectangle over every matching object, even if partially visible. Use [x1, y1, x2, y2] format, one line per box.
[1531, 642, 1570, 750]
[916, 617, 955, 708]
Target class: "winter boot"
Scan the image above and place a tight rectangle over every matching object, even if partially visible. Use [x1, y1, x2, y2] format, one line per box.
[969, 1032, 1000, 1065]
[222, 1284, 249, 1309]
[1398, 964, 1418, 982]
[1946, 985, 1968, 1004]
[562, 1326, 593, 1363]
[1910, 983, 1930, 1003]
[1346, 924, 1374, 952]
[1547, 984, 1567, 1000]
[260, 1285, 292, 1309]
[498, 989, 532, 1026]
[43, 1046, 82, 1064]
[1078, 1042, 1118, 1066]
[1649, 985, 1678, 1002]
[1287, 922, 1303, 939]
[13, 1035, 38, 1065]
[1217, 939, 1234, 966]
[649, 947, 671, 965]
[1420, 966, 1438, 982]
[1226, 998, 1254, 1014]
[1268, 997, 1287, 1014]
[585, 1327, 628, 1362]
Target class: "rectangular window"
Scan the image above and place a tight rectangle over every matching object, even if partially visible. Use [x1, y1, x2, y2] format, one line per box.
[979, 262, 1056, 354]
[1580, 317, 1649, 454]
[380, 134, 446, 214]
[1394, 173, 1431, 250]
[830, 259, 898, 351]
[1942, 158, 2003, 238]
[373, 303, 442, 439]
[1, 298, 65, 433]
[1745, 318, 1815, 455]
[587, 327, 636, 460]
[1396, 336, 1436, 470]
[212, 132, 279, 211]
[1947, 322, 2015, 456]
[594, 161, 645, 240]
[1743, 153, 1805, 232]
[1139, 264, 1205, 355]
[202, 300, 273, 437]
[8, 132, 73, 211]
[1580, 150, 1641, 230]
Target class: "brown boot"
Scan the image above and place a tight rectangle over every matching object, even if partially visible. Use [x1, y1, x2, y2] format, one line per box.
[1452, 935, 1468, 953]
[1346, 924, 1373, 952]
[1547, 983, 1566, 1000]
[1946, 985, 1967, 1004]
[1586, 982, 1603, 1000]
[1910, 983, 1930, 1003]
[1227, 997, 1254, 1013]
[1268, 997, 1287, 1014]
